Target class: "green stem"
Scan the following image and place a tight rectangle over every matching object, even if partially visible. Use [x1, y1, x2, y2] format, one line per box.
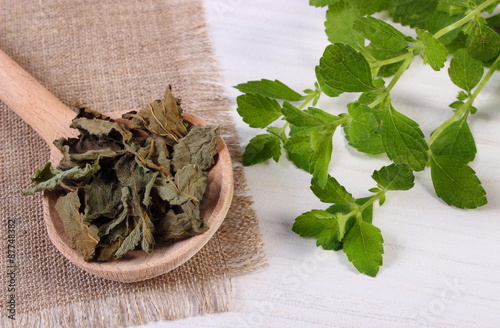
[368, 54, 415, 109]
[372, 52, 412, 69]
[298, 91, 316, 110]
[433, 0, 498, 39]
[345, 189, 386, 221]
[427, 53, 500, 147]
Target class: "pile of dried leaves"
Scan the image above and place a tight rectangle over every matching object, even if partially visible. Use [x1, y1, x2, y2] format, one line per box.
[24, 86, 221, 261]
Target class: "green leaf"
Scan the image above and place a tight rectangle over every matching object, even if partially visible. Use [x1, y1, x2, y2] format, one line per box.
[324, 1, 364, 50]
[386, 0, 438, 28]
[284, 127, 314, 172]
[55, 191, 100, 261]
[426, 11, 462, 45]
[343, 219, 384, 277]
[430, 115, 477, 162]
[344, 0, 390, 15]
[414, 28, 449, 71]
[382, 105, 429, 171]
[309, 125, 337, 188]
[344, 102, 385, 154]
[284, 109, 339, 175]
[292, 210, 342, 250]
[354, 16, 409, 50]
[430, 155, 487, 209]
[234, 79, 304, 101]
[310, 0, 337, 7]
[243, 133, 282, 165]
[310, 175, 355, 205]
[372, 163, 415, 191]
[318, 43, 375, 92]
[281, 102, 330, 127]
[315, 66, 344, 97]
[236, 94, 282, 128]
[448, 48, 484, 91]
[23, 160, 101, 195]
[466, 24, 500, 62]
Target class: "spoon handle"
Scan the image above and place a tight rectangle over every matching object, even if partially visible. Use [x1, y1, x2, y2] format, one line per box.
[0, 49, 75, 145]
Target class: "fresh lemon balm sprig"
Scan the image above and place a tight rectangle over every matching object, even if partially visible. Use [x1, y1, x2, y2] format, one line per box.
[234, 0, 499, 276]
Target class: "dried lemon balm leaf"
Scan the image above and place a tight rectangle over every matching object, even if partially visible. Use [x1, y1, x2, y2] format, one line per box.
[25, 86, 221, 261]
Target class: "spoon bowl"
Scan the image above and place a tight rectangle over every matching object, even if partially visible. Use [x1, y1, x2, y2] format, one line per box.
[0, 49, 233, 282]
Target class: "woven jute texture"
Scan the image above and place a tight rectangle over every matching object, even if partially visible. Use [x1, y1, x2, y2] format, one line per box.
[0, 0, 266, 327]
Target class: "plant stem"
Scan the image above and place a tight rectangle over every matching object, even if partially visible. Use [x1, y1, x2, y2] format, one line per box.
[433, 0, 498, 39]
[344, 189, 386, 221]
[368, 54, 415, 109]
[372, 52, 412, 69]
[427, 53, 500, 147]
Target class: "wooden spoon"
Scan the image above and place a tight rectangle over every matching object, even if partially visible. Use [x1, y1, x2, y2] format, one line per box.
[0, 49, 234, 282]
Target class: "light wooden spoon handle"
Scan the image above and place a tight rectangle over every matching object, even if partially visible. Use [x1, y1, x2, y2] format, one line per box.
[0, 49, 75, 144]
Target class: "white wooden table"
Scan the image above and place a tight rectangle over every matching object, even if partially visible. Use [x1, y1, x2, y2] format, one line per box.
[141, 1, 500, 327]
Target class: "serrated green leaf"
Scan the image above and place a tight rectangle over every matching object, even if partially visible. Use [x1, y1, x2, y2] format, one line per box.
[236, 94, 282, 128]
[344, 0, 390, 15]
[430, 154, 487, 208]
[292, 210, 342, 250]
[448, 48, 484, 91]
[372, 163, 415, 191]
[284, 109, 339, 177]
[466, 24, 500, 62]
[267, 126, 287, 142]
[354, 16, 409, 50]
[281, 101, 329, 127]
[343, 219, 384, 277]
[305, 107, 341, 123]
[243, 133, 282, 165]
[415, 28, 449, 70]
[311, 175, 355, 205]
[430, 115, 477, 162]
[284, 127, 314, 172]
[325, 1, 364, 50]
[315, 66, 344, 97]
[234, 79, 304, 101]
[310, 0, 338, 7]
[386, 0, 438, 28]
[318, 43, 375, 92]
[309, 125, 337, 188]
[426, 11, 462, 45]
[436, 0, 468, 15]
[344, 102, 385, 154]
[382, 105, 429, 171]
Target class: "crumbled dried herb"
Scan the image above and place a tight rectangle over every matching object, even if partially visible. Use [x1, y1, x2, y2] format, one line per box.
[24, 86, 221, 261]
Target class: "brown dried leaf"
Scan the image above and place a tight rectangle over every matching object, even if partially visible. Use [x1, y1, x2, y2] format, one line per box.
[55, 191, 100, 261]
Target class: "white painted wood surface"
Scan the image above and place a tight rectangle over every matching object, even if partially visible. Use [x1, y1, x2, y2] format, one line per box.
[140, 1, 500, 327]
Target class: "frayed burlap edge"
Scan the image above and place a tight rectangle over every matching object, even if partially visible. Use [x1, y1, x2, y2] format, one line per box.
[0, 274, 232, 328]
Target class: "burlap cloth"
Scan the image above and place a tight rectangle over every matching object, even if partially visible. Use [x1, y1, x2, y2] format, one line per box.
[0, 0, 267, 327]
